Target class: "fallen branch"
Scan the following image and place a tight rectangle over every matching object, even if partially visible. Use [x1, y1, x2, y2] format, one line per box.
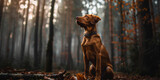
[0, 70, 66, 80]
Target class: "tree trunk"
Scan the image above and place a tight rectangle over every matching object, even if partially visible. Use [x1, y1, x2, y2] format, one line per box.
[39, 0, 46, 69]
[34, 0, 40, 69]
[158, 0, 160, 14]
[20, 7, 26, 63]
[66, 3, 73, 70]
[77, 35, 80, 67]
[0, 0, 4, 29]
[132, 0, 138, 50]
[109, 0, 115, 69]
[0, 0, 4, 60]
[103, 2, 108, 45]
[137, 0, 156, 75]
[10, 21, 16, 65]
[46, 0, 55, 72]
[0, 0, 7, 62]
[60, 9, 66, 66]
[149, 0, 156, 37]
[21, 0, 30, 62]
[5, 0, 15, 66]
[129, 0, 139, 72]
[119, 0, 127, 72]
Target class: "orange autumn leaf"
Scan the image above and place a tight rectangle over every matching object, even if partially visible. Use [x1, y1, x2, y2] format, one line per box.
[112, 41, 119, 44]
[122, 5, 124, 8]
[143, 16, 147, 20]
[125, 3, 129, 6]
[118, 2, 120, 4]
[122, 28, 125, 31]
[123, 37, 128, 40]
[139, 0, 144, 1]
[126, 29, 134, 33]
[121, 34, 125, 36]
[115, 8, 119, 11]
[122, 1, 125, 4]
[143, 8, 148, 11]
[109, 5, 112, 9]
[155, 16, 160, 24]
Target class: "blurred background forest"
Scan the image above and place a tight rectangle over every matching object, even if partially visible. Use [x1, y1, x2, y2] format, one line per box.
[0, 0, 160, 77]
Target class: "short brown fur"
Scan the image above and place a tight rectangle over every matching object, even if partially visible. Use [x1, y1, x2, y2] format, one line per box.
[76, 14, 114, 80]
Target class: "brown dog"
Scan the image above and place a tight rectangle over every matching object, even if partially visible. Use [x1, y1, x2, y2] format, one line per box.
[76, 14, 114, 80]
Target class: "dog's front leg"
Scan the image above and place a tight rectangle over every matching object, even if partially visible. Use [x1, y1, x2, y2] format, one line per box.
[94, 45, 101, 80]
[81, 46, 89, 79]
[83, 52, 89, 79]
[81, 37, 89, 79]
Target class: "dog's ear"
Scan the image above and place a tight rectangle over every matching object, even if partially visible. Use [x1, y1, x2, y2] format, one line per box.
[94, 16, 101, 23]
[90, 15, 101, 25]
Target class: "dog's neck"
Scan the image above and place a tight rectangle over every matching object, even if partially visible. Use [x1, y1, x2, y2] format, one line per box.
[84, 26, 97, 38]
[84, 31, 97, 38]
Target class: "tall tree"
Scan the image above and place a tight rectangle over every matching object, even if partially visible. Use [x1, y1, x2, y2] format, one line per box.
[119, 0, 127, 71]
[130, 0, 139, 72]
[34, 0, 40, 69]
[20, 0, 26, 64]
[132, 0, 138, 51]
[72, 0, 83, 68]
[60, 7, 66, 66]
[39, 0, 46, 69]
[46, 0, 55, 72]
[21, 0, 30, 62]
[6, 0, 19, 66]
[109, 0, 115, 69]
[0, 0, 4, 59]
[103, 1, 108, 46]
[66, 0, 73, 70]
[149, 0, 156, 37]
[137, 0, 158, 75]
[0, 0, 4, 29]
[158, 0, 160, 14]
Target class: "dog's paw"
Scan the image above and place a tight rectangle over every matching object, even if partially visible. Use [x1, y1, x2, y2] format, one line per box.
[95, 76, 101, 80]
[84, 75, 88, 80]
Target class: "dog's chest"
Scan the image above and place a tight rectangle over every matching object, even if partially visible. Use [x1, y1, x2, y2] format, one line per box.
[84, 39, 96, 62]
[85, 46, 96, 62]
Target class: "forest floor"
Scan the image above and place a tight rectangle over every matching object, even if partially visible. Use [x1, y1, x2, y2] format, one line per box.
[0, 68, 159, 80]
[113, 72, 159, 80]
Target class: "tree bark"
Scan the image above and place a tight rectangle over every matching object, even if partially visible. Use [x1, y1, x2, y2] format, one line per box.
[46, 0, 55, 72]
[34, 0, 40, 69]
[103, 2, 108, 45]
[77, 35, 80, 67]
[109, 0, 115, 69]
[137, 0, 156, 75]
[66, 0, 73, 70]
[5, 0, 15, 66]
[60, 3, 67, 66]
[20, 7, 26, 63]
[21, 0, 30, 62]
[119, 0, 127, 72]
[158, 0, 160, 14]
[149, 0, 156, 37]
[39, 0, 46, 69]
[0, 0, 4, 29]
[0, 0, 4, 60]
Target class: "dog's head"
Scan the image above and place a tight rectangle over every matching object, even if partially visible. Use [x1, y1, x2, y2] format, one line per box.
[76, 14, 101, 32]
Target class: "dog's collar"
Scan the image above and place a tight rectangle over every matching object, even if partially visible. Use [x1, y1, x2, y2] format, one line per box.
[84, 31, 97, 38]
